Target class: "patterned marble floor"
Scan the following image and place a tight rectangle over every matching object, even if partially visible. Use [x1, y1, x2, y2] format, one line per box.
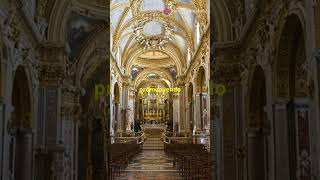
[115, 138, 182, 180]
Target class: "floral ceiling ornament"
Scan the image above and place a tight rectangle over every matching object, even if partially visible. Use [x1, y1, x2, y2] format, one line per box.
[133, 19, 175, 51]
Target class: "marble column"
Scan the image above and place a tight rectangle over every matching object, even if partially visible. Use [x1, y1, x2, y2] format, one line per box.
[272, 97, 290, 180]
[293, 98, 312, 180]
[121, 82, 129, 132]
[8, 128, 33, 180]
[172, 93, 180, 133]
[247, 128, 266, 180]
[127, 87, 135, 132]
[179, 86, 186, 132]
[115, 102, 120, 134]
[20, 132, 33, 180]
[195, 93, 201, 131]
[37, 44, 66, 180]
[186, 103, 191, 133]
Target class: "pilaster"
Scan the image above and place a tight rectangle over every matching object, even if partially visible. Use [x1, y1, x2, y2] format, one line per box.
[36, 43, 66, 180]
[272, 97, 290, 180]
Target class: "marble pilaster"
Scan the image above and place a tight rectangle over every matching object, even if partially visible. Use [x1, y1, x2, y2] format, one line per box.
[8, 128, 33, 180]
[178, 85, 186, 132]
[36, 43, 66, 180]
[172, 93, 180, 132]
[246, 128, 266, 180]
[127, 86, 135, 132]
[194, 93, 201, 131]
[272, 97, 290, 180]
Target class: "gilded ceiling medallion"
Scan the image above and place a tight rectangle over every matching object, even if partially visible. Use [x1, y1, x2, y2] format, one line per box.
[133, 19, 175, 51]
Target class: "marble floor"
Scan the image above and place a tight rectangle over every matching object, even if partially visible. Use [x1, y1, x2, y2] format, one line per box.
[115, 138, 182, 180]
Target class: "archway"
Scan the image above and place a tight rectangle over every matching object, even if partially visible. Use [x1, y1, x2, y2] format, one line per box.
[188, 83, 194, 133]
[275, 14, 310, 179]
[10, 66, 32, 180]
[195, 66, 207, 131]
[247, 65, 267, 180]
[78, 59, 109, 180]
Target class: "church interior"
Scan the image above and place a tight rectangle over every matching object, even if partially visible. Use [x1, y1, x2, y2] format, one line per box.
[0, 0, 320, 180]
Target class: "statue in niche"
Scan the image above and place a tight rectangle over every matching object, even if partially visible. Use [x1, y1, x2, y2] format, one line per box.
[233, 17, 242, 39]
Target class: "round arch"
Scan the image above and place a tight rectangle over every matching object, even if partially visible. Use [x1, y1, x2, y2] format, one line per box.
[124, 46, 185, 76]
[248, 65, 267, 128]
[272, 13, 308, 179]
[274, 14, 308, 97]
[9, 65, 33, 180]
[195, 66, 207, 93]
[134, 69, 174, 88]
[194, 66, 207, 131]
[212, 0, 233, 41]
[11, 66, 32, 129]
[247, 65, 267, 180]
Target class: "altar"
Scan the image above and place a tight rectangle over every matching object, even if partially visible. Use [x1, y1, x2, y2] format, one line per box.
[141, 124, 167, 137]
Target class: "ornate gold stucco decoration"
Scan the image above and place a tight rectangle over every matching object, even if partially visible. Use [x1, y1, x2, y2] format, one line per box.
[133, 19, 175, 51]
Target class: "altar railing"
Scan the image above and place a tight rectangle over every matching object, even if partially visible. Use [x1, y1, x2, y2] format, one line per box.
[141, 123, 166, 129]
[111, 132, 145, 144]
[162, 132, 210, 149]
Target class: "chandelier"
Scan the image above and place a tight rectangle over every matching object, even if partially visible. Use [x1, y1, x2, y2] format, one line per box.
[133, 19, 175, 51]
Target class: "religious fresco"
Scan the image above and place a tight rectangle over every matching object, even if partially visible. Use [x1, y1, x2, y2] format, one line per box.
[66, 13, 104, 61]
[167, 65, 177, 80]
[131, 66, 143, 80]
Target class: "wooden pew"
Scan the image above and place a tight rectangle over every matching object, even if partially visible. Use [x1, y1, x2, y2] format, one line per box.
[164, 143, 212, 180]
[109, 142, 142, 178]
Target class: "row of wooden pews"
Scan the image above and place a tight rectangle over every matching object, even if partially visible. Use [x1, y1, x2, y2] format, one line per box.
[164, 142, 212, 180]
[109, 142, 142, 179]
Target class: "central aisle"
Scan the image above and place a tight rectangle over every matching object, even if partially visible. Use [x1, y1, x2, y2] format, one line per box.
[116, 138, 182, 180]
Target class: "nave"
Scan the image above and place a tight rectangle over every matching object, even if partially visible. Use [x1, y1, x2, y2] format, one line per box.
[109, 0, 211, 179]
[109, 128, 211, 180]
[114, 137, 181, 180]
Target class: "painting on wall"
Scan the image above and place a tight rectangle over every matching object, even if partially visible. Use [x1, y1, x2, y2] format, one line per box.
[66, 13, 104, 62]
[131, 66, 143, 80]
[166, 65, 177, 80]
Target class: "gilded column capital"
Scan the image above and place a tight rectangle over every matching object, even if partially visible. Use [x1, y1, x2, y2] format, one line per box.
[61, 87, 81, 119]
[37, 43, 67, 85]
[272, 97, 290, 110]
[38, 43, 67, 63]
[61, 104, 81, 120]
[175, 75, 186, 87]
[214, 62, 242, 87]
[38, 63, 65, 85]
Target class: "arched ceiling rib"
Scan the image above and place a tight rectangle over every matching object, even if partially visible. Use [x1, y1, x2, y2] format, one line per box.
[212, 0, 233, 42]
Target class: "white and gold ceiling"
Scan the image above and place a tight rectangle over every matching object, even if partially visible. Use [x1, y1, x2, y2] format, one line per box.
[110, 0, 209, 88]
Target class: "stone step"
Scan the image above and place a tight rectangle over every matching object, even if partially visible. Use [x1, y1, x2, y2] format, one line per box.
[144, 142, 163, 145]
[143, 144, 163, 147]
[142, 147, 164, 150]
